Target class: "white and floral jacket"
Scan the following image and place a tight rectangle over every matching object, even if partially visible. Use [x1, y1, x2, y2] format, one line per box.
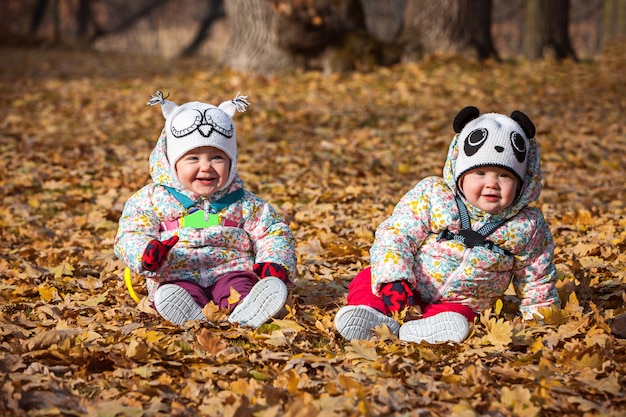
[370, 134, 560, 319]
[114, 131, 297, 300]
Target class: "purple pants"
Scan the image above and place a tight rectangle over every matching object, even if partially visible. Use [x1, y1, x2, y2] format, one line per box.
[346, 267, 477, 322]
[160, 271, 259, 310]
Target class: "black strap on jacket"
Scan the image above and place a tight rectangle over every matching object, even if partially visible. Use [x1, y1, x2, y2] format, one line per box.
[437, 195, 512, 256]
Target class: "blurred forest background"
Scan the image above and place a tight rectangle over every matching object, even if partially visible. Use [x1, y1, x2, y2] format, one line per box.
[2, 0, 626, 73]
[1, 1, 626, 416]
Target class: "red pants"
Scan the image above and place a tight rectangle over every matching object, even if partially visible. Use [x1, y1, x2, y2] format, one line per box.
[345, 267, 477, 322]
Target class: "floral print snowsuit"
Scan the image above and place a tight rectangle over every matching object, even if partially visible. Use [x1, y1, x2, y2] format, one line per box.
[369, 134, 560, 319]
[114, 131, 297, 301]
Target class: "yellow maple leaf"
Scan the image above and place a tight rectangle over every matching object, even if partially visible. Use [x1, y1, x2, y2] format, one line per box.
[202, 301, 228, 323]
[571, 352, 603, 370]
[227, 286, 241, 306]
[500, 386, 540, 417]
[125, 337, 150, 361]
[345, 340, 379, 361]
[578, 256, 605, 268]
[228, 378, 250, 395]
[570, 242, 598, 257]
[50, 263, 74, 278]
[38, 285, 58, 302]
[494, 298, 503, 316]
[577, 369, 622, 395]
[481, 317, 513, 347]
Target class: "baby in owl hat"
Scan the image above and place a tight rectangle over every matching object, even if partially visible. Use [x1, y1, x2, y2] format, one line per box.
[115, 91, 296, 328]
[335, 106, 561, 343]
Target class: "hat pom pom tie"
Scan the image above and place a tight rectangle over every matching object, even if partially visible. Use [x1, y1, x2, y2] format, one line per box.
[147, 90, 169, 106]
[219, 92, 250, 117]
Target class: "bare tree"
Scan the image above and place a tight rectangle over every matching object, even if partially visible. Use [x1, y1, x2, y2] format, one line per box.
[398, 0, 499, 61]
[602, 0, 626, 46]
[220, 0, 297, 74]
[523, 0, 577, 60]
[522, 0, 542, 59]
[89, 0, 171, 43]
[543, 0, 578, 59]
[30, 0, 50, 35]
[220, 0, 381, 74]
[180, 0, 225, 57]
[455, 0, 500, 60]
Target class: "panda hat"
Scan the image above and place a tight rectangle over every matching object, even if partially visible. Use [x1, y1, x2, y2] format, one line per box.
[453, 106, 536, 196]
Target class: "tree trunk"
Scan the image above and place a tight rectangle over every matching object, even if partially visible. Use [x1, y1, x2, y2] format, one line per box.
[619, 0, 626, 36]
[542, 0, 577, 60]
[89, 0, 171, 43]
[30, 0, 49, 35]
[522, 0, 542, 59]
[220, 0, 297, 74]
[399, 0, 499, 61]
[602, 0, 626, 47]
[180, 0, 225, 57]
[76, 0, 92, 44]
[455, 0, 500, 60]
[398, 0, 459, 61]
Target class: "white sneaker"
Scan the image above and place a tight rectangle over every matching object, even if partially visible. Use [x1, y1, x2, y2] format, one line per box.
[334, 305, 400, 341]
[399, 312, 470, 344]
[228, 277, 287, 329]
[153, 284, 206, 326]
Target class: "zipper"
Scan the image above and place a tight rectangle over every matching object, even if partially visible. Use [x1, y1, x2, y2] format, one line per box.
[433, 220, 484, 302]
[202, 198, 211, 222]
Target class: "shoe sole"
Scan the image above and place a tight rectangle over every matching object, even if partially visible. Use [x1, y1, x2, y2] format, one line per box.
[154, 284, 206, 326]
[334, 305, 400, 341]
[228, 277, 287, 329]
[399, 311, 470, 344]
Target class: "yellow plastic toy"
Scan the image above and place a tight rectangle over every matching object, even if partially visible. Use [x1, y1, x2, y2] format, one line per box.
[124, 267, 141, 303]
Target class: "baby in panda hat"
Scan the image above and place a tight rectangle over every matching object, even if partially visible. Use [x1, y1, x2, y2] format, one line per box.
[115, 91, 297, 328]
[335, 106, 561, 343]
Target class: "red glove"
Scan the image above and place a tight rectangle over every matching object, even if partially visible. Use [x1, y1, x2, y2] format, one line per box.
[253, 262, 288, 282]
[142, 235, 179, 271]
[380, 281, 415, 312]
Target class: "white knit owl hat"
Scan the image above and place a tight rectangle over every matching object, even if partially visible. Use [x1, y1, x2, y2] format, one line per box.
[147, 91, 250, 189]
[453, 106, 536, 193]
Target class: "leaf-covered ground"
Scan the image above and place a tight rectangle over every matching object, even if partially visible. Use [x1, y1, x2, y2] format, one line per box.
[1, 43, 625, 417]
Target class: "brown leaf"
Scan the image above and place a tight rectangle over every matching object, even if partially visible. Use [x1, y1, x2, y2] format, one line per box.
[197, 328, 227, 354]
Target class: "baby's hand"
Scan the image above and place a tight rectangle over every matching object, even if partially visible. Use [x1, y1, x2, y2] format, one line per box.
[253, 262, 288, 282]
[142, 235, 179, 271]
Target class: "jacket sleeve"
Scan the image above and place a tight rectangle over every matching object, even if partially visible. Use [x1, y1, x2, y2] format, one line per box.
[114, 186, 163, 280]
[370, 178, 442, 295]
[512, 209, 561, 319]
[242, 194, 297, 282]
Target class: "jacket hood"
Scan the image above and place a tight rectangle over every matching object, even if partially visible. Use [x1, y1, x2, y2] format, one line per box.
[442, 131, 543, 222]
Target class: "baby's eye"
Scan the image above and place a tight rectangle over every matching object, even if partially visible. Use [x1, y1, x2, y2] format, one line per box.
[211, 155, 225, 161]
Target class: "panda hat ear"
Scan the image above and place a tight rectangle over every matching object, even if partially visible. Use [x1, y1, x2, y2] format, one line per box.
[453, 106, 480, 133]
[511, 110, 536, 139]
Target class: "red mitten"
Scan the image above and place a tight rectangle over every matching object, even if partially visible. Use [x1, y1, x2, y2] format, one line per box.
[380, 281, 415, 312]
[253, 262, 288, 282]
[142, 235, 179, 271]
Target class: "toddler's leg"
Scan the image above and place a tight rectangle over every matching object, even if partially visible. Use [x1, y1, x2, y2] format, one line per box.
[153, 281, 209, 326]
[398, 303, 476, 344]
[208, 270, 258, 309]
[221, 271, 287, 329]
[335, 267, 400, 340]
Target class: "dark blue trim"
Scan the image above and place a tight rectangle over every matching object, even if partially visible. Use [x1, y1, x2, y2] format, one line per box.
[162, 186, 245, 214]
